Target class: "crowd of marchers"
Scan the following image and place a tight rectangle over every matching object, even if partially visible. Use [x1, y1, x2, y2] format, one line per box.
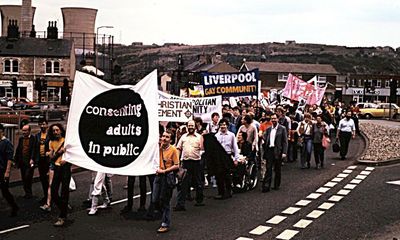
[0, 97, 359, 233]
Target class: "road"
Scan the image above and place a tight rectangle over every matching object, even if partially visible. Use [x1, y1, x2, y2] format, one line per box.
[1, 126, 400, 240]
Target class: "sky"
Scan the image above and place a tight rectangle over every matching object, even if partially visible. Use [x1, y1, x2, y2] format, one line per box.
[1, 0, 399, 48]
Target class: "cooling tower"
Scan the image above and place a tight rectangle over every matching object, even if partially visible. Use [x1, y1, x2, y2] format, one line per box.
[62, 7, 97, 50]
[21, 0, 32, 35]
[0, 5, 36, 37]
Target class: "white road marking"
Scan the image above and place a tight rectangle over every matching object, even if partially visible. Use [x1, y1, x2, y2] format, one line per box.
[337, 189, 351, 195]
[282, 207, 301, 215]
[337, 173, 349, 178]
[344, 184, 357, 190]
[0, 225, 30, 234]
[386, 180, 400, 186]
[267, 215, 287, 224]
[365, 167, 375, 171]
[316, 187, 330, 193]
[276, 229, 299, 240]
[296, 200, 312, 206]
[236, 237, 253, 240]
[324, 182, 338, 187]
[360, 171, 371, 175]
[328, 195, 344, 202]
[350, 179, 362, 184]
[306, 193, 321, 199]
[249, 225, 271, 235]
[343, 169, 353, 174]
[355, 175, 367, 180]
[307, 210, 325, 219]
[347, 166, 357, 169]
[110, 192, 152, 206]
[318, 202, 335, 210]
[293, 219, 313, 229]
[332, 177, 344, 182]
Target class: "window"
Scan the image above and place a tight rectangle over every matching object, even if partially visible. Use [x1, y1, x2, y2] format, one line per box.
[45, 60, 60, 74]
[377, 80, 381, 88]
[385, 80, 390, 88]
[3, 59, 19, 73]
[278, 73, 288, 82]
[317, 76, 327, 87]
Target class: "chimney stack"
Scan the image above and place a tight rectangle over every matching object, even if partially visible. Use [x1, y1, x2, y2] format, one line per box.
[29, 24, 36, 38]
[47, 21, 58, 39]
[7, 19, 20, 39]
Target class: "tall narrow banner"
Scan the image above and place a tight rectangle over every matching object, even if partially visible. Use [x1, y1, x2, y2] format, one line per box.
[158, 91, 222, 123]
[201, 70, 259, 97]
[64, 71, 159, 176]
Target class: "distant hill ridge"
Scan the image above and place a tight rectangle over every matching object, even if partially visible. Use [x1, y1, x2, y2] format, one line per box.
[113, 41, 400, 83]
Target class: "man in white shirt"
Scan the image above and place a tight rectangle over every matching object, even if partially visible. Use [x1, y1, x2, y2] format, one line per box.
[336, 111, 356, 160]
[261, 114, 288, 192]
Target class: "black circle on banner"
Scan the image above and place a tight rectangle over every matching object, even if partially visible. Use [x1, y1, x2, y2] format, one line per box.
[78, 89, 149, 168]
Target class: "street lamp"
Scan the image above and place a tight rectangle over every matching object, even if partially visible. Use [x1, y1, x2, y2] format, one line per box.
[96, 26, 113, 76]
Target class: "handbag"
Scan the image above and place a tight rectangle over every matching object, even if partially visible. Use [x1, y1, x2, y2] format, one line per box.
[297, 136, 304, 148]
[176, 166, 187, 182]
[332, 139, 340, 153]
[322, 135, 331, 149]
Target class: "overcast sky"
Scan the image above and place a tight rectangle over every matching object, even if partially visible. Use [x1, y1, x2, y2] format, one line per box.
[1, 0, 399, 47]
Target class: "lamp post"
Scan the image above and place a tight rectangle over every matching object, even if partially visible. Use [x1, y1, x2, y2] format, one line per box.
[96, 26, 113, 76]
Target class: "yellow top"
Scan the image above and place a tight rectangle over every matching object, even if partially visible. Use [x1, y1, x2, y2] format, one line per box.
[50, 137, 64, 166]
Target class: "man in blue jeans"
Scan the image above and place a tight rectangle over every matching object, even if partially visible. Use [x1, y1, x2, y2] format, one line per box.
[149, 130, 179, 233]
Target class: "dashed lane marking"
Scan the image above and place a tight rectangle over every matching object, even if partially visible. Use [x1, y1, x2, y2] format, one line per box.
[365, 167, 375, 171]
[306, 193, 321, 199]
[337, 189, 351, 195]
[342, 169, 353, 174]
[236, 237, 253, 240]
[344, 184, 357, 190]
[0, 225, 30, 235]
[332, 177, 344, 182]
[295, 200, 312, 206]
[293, 219, 313, 229]
[324, 182, 338, 187]
[337, 173, 349, 178]
[267, 215, 287, 224]
[350, 179, 362, 184]
[355, 175, 367, 180]
[249, 225, 272, 235]
[347, 166, 357, 169]
[306, 210, 325, 219]
[360, 171, 371, 175]
[276, 229, 299, 240]
[386, 180, 400, 186]
[328, 195, 344, 202]
[318, 202, 335, 210]
[282, 207, 301, 215]
[316, 187, 330, 193]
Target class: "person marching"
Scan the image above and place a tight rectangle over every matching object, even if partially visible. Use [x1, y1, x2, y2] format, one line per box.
[336, 111, 356, 160]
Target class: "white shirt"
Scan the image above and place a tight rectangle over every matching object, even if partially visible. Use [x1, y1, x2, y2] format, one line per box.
[338, 118, 356, 133]
[269, 124, 279, 147]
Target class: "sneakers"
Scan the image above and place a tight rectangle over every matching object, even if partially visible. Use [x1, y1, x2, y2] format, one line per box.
[54, 218, 65, 227]
[40, 204, 51, 212]
[88, 207, 98, 215]
[157, 226, 169, 233]
[97, 199, 111, 209]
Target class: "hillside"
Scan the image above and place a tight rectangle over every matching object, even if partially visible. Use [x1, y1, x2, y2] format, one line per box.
[113, 42, 400, 83]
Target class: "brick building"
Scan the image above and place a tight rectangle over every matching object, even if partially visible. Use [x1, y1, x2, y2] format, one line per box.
[0, 21, 75, 103]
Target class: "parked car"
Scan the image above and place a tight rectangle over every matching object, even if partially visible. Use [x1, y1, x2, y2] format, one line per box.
[0, 107, 30, 127]
[356, 102, 378, 109]
[25, 104, 67, 121]
[359, 103, 399, 119]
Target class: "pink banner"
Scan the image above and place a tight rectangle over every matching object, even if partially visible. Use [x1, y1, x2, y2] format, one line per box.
[281, 73, 326, 105]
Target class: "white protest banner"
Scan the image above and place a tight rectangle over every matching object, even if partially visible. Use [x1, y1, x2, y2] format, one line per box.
[64, 70, 159, 176]
[158, 91, 222, 123]
[158, 98, 193, 122]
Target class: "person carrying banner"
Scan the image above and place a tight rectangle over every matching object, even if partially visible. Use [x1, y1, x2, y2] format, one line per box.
[48, 123, 70, 227]
[174, 120, 204, 211]
[149, 129, 179, 233]
[88, 172, 113, 215]
[0, 124, 19, 217]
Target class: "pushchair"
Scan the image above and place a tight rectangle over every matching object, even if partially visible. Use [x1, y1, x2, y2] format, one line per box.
[232, 155, 258, 193]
